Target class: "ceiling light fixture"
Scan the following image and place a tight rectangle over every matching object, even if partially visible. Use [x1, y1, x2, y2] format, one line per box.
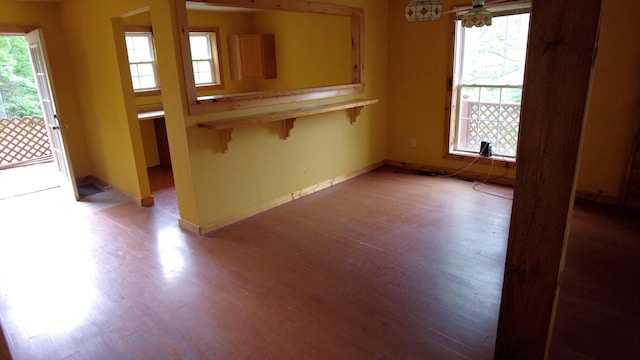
[461, 0, 493, 28]
[405, 0, 443, 22]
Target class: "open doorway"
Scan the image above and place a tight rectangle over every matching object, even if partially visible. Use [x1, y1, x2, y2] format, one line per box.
[120, 18, 178, 217]
[0, 30, 78, 200]
[0, 34, 58, 199]
[139, 112, 178, 217]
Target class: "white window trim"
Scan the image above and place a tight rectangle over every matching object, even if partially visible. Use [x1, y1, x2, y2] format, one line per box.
[447, 4, 531, 162]
[189, 28, 224, 90]
[124, 31, 160, 95]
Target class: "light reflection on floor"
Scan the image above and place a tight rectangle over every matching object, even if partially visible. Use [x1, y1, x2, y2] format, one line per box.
[0, 186, 126, 340]
[156, 227, 188, 280]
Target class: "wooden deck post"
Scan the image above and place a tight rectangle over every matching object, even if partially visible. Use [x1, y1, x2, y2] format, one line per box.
[494, 0, 604, 359]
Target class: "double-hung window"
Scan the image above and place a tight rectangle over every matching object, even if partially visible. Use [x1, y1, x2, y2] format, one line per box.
[449, 7, 530, 160]
[125, 32, 159, 93]
[189, 29, 223, 89]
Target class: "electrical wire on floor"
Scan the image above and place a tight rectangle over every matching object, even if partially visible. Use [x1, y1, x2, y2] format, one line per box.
[471, 156, 513, 200]
[392, 144, 513, 200]
[441, 156, 481, 178]
[443, 141, 491, 179]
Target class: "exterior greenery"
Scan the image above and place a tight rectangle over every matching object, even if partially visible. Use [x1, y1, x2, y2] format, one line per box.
[0, 36, 42, 119]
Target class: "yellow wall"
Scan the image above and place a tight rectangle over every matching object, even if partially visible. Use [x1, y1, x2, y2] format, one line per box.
[58, 0, 152, 201]
[577, 0, 640, 197]
[0, 1, 91, 178]
[387, 0, 460, 168]
[139, 120, 160, 166]
[251, 10, 353, 91]
[386, 0, 640, 201]
[151, 0, 387, 228]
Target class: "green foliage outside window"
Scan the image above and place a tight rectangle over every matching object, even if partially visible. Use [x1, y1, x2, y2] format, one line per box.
[0, 36, 42, 119]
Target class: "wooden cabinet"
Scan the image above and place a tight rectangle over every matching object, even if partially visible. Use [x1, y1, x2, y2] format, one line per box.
[228, 34, 277, 81]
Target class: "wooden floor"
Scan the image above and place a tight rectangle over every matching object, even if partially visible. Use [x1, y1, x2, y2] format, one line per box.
[147, 165, 179, 218]
[0, 166, 638, 359]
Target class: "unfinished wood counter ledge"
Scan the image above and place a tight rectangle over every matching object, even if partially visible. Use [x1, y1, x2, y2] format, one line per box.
[197, 98, 379, 152]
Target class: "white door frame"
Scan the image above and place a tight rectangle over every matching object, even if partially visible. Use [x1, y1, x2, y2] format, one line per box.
[25, 28, 79, 200]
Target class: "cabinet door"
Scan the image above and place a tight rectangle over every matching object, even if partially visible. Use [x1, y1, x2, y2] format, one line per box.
[229, 34, 276, 81]
[237, 35, 265, 80]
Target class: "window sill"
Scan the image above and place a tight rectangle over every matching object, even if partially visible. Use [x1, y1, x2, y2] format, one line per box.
[134, 89, 161, 97]
[196, 84, 224, 91]
[445, 151, 517, 168]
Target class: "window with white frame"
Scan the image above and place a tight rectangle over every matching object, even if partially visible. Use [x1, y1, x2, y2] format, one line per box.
[449, 9, 530, 160]
[189, 30, 222, 88]
[125, 32, 159, 92]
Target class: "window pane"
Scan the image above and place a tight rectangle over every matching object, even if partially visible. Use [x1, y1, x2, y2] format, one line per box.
[125, 37, 134, 54]
[129, 64, 139, 77]
[137, 63, 154, 76]
[131, 77, 140, 89]
[125, 32, 158, 91]
[460, 13, 529, 85]
[126, 34, 154, 63]
[130, 64, 157, 90]
[456, 86, 522, 157]
[189, 31, 222, 86]
[189, 34, 211, 60]
[456, 87, 480, 152]
[139, 75, 156, 89]
[193, 60, 213, 84]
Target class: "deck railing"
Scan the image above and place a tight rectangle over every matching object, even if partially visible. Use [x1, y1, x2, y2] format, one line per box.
[0, 116, 52, 170]
[458, 99, 521, 158]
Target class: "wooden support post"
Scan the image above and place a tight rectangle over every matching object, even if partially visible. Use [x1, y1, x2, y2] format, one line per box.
[0, 325, 10, 360]
[494, 0, 603, 359]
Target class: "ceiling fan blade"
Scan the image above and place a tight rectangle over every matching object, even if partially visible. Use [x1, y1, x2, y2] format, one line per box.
[440, 0, 530, 16]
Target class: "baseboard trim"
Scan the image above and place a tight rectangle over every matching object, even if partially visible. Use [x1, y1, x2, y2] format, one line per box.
[385, 161, 622, 205]
[193, 161, 385, 236]
[178, 218, 201, 234]
[385, 160, 516, 186]
[574, 190, 619, 206]
[86, 176, 154, 207]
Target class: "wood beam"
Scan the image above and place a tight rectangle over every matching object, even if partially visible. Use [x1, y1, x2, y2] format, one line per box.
[188, 0, 363, 16]
[494, 0, 603, 359]
[0, 25, 37, 34]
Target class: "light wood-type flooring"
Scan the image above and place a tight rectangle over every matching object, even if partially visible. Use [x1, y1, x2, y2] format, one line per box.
[0, 166, 638, 359]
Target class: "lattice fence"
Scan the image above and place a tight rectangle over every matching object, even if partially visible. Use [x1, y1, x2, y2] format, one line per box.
[459, 101, 521, 157]
[0, 116, 52, 168]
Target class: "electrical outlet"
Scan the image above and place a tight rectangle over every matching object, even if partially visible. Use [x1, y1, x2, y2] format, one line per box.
[96, 116, 101, 125]
[410, 137, 417, 148]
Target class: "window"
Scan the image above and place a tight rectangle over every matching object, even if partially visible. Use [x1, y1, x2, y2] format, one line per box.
[125, 32, 159, 92]
[189, 30, 222, 89]
[449, 9, 530, 160]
